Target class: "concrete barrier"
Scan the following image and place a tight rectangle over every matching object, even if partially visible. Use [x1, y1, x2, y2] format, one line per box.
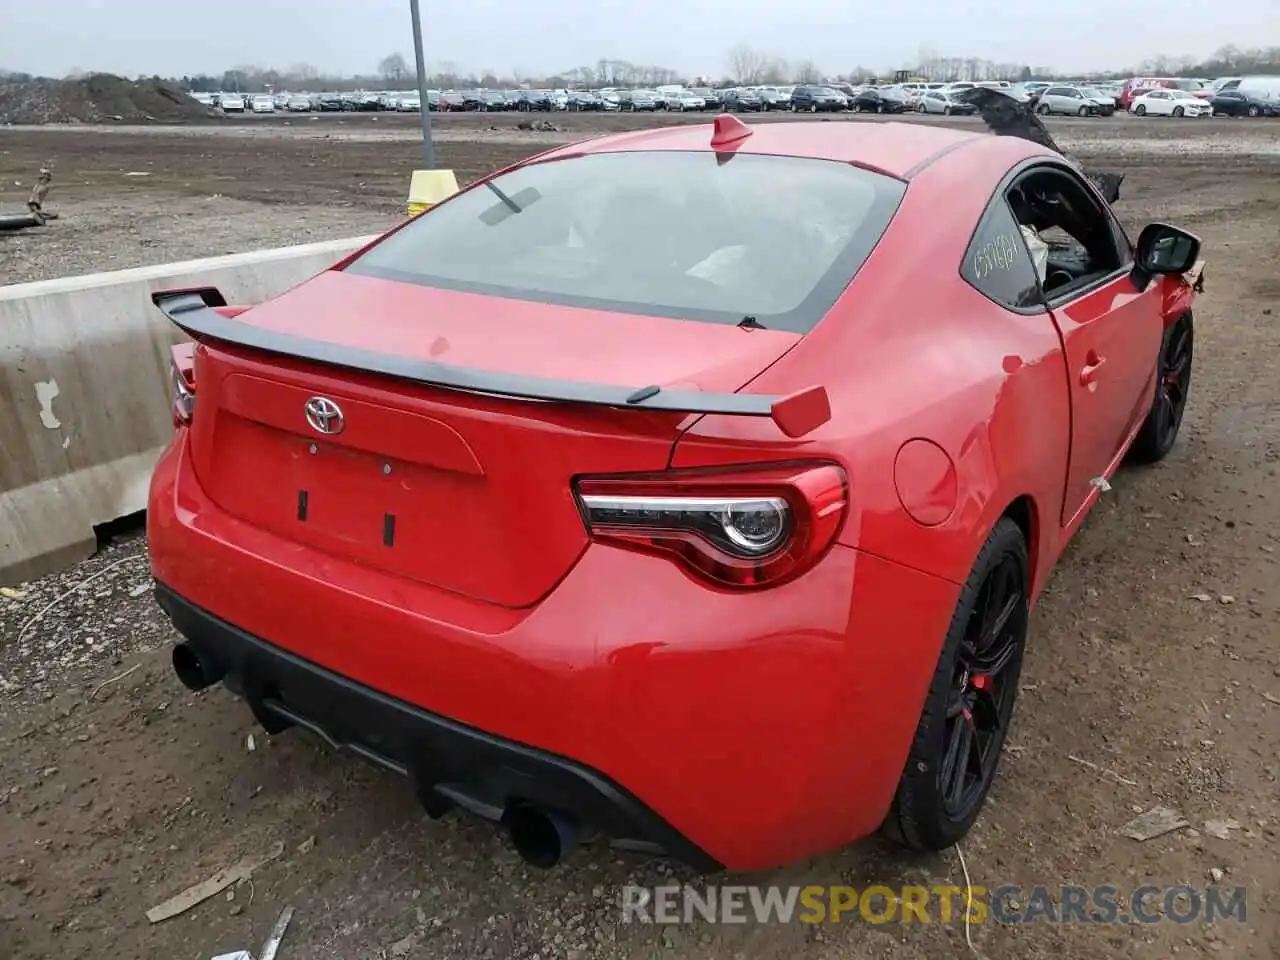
[1, 235, 378, 586]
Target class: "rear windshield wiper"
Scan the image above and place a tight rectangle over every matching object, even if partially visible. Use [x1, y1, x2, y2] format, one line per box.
[485, 180, 523, 214]
[738, 315, 767, 330]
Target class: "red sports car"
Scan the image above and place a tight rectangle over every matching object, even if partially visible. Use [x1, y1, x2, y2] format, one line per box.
[148, 115, 1203, 872]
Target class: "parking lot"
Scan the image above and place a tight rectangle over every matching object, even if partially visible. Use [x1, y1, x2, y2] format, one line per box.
[2, 111, 1279, 960]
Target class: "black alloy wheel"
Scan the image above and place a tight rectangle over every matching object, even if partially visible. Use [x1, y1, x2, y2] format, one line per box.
[888, 517, 1029, 850]
[1132, 311, 1194, 462]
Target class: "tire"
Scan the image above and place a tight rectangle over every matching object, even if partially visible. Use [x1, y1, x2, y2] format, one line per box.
[1173, 106, 1184, 117]
[1135, 104, 1146, 116]
[917, 102, 926, 113]
[943, 105, 951, 116]
[1131, 311, 1194, 463]
[1036, 103, 1050, 115]
[1247, 105, 1261, 117]
[1078, 105, 1089, 116]
[887, 517, 1030, 852]
[809, 103, 818, 113]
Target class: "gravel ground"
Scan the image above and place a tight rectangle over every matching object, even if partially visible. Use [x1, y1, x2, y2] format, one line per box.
[1, 115, 1279, 960]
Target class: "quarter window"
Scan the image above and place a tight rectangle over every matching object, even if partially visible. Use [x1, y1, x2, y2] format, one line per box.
[961, 199, 1044, 311]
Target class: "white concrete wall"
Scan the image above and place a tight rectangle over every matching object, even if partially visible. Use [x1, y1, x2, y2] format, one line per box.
[0, 235, 378, 585]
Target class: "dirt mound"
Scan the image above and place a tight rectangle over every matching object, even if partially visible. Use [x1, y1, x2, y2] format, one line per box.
[0, 73, 217, 124]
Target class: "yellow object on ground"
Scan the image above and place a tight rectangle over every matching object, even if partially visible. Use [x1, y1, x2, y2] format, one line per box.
[407, 169, 460, 216]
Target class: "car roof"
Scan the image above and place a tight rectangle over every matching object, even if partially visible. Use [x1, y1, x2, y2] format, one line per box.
[533, 119, 1038, 181]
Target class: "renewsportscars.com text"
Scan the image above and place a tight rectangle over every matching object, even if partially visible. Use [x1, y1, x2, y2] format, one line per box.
[621, 883, 1247, 925]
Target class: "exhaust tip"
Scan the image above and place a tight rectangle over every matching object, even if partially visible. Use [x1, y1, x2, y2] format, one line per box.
[505, 803, 578, 869]
[172, 643, 220, 691]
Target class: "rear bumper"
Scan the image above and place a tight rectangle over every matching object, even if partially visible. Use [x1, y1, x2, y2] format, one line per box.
[156, 582, 720, 870]
[148, 429, 960, 870]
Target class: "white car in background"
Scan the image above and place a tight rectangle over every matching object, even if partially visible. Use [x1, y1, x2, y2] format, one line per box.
[250, 95, 275, 113]
[219, 94, 245, 112]
[1129, 89, 1211, 117]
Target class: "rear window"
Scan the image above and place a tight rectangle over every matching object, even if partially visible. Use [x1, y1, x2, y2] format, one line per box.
[345, 151, 905, 332]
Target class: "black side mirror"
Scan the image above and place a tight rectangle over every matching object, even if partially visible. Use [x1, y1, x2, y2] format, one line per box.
[1137, 222, 1201, 273]
[1131, 223, 1201, 290]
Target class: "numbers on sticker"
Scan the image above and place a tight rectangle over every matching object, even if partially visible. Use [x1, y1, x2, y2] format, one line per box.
[972, 232, 1020, 280]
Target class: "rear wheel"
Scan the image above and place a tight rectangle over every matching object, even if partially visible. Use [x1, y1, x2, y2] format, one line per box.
[1135, 104, 1147, 116]
[1036, 102, 1050, 115]
[943, 105, 952, 116]
[1131, 311, 1194, 463]
[887, 517, 1029, 851]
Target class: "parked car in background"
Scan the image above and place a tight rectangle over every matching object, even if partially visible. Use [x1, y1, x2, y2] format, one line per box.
[567, 91, 604, 111]
[620, 89, 659, 111]
[1234, 76, 1280, 100]
[720, 87, 764, 111]
[219, 94, 246, 113]
[1169, 78, 1213, 101]
[1078, 87, 1117, 116]
[250, 95, 275, 114]
[665, 89, 707, 111]
[751, 86, 791, 110]
[689, 87, 722, 110]
[286, 95, 312, 112]
[395, 94, 421, 113]
[915, 89, 977, 115]
[1119, 77, 1175, 109]
[1210, 90, 1278, 117]
[1035, 85, 1101, 117]
[1129, 89, 1211, 117]
[789, 84, 848, 112]
[599, 91, 622, 111]
[851, 87, 907, 113]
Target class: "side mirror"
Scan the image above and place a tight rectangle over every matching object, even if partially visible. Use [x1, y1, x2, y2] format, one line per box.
[1131, 223, 1201, 291]
[1136, 222, 1201, 274]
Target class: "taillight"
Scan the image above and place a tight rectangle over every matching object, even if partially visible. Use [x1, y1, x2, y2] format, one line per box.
[170, 346, 195, 426]
[575, 463, 848, 589]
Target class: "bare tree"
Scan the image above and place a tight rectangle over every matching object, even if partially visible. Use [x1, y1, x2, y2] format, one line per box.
[793, 59, 821, 83]
[378, 53, 409, 85]
[728, 44, 770, 85]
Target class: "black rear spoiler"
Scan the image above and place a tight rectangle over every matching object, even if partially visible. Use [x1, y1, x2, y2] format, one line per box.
[151, 287, 832, 438]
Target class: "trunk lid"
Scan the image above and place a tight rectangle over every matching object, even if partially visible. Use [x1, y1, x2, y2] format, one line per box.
[185, 270, 801, 608]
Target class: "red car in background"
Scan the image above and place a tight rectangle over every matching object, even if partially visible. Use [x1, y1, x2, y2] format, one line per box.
[1119, 77, 1178, 109]
[148, 115, 1204, 872]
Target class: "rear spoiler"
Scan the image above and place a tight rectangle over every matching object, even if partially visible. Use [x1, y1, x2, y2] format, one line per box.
[150, 287, 832, 438]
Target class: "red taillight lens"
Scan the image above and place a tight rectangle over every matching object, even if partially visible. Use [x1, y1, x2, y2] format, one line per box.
[170, 345, 195, 426]
[575, 463, 848, 589]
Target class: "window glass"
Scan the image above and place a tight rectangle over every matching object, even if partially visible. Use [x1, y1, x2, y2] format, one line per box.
[961, 199, 1044, 311]
[347, 152, 906, 332]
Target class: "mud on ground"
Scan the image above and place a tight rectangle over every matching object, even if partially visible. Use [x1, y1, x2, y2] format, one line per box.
[1, 115, 1279, 960]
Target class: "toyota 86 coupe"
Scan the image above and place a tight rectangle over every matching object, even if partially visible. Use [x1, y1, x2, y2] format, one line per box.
[148, 114, 1204, 873]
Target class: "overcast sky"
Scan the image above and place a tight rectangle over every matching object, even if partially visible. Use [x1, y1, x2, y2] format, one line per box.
[1, 0, 1273, 79]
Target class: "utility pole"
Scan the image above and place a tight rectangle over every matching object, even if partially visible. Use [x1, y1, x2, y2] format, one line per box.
[409, 0, 435, 168]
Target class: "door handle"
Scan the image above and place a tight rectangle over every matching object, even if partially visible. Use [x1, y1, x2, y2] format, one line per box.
[1080, 353, 1107, 385]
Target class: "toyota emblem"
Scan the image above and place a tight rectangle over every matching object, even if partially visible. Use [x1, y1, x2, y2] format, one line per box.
[304, 396, 345, 435]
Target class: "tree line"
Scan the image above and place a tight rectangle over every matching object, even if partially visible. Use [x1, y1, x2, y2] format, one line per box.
[4, 44, 1277, 93]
